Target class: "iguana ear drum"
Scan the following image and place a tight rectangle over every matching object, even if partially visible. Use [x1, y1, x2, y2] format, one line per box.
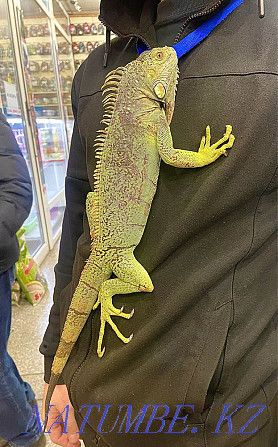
[153, 82, 166, 99]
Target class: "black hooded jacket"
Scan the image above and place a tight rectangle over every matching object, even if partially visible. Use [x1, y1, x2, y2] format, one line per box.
[0, 110, 32, 275]
[40, 0, 277, 445]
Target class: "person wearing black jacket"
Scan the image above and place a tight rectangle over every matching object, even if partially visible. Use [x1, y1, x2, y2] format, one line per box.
[40, 0, 277, 446]
[0, 111, 45, 447]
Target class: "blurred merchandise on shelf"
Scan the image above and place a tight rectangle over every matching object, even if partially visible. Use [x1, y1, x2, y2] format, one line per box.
[72, 39, 101, 54]
[70, 21, 105, 36]
[24, 18, 73, 124]
[70, 15, 115, 71]
[69, 23, 76, 35]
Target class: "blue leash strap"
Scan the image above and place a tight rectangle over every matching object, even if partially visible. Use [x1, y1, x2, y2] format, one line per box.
[136, 0, 245, 58]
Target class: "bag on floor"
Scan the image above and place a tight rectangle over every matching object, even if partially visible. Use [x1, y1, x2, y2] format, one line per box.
[15, 228, 47, 305]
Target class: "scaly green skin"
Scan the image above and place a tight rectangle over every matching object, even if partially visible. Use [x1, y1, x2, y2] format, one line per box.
[44, 47, 235, 418]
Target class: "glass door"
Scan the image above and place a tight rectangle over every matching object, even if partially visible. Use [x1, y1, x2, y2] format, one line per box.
[14, 0, 69, 248]
[1, 0, 48, 260]
[53, 1, 74, 144]
[53, 0, 69, 34]
[55, 25, 74, 145]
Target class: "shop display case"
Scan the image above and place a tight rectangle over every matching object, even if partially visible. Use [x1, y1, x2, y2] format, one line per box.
[2, 0, 75, 261]
[53, 0, 69, 35]
[0, 1, 48, 260]
[41, 0, 49, 8]
[55, 26, 74, 144]
[13, 0, 66, 247]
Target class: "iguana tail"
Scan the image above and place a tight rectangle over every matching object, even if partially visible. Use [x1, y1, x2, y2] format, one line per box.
[44, 250, 111, 424]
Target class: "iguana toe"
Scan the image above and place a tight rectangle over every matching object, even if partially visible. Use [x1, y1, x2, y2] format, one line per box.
[98, 346, 106, 358]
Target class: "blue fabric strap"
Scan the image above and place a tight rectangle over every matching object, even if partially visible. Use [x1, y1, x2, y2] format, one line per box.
[136, 0, 245, 58]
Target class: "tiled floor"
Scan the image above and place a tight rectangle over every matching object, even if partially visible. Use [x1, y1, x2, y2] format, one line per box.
[8, 241, 84, 446]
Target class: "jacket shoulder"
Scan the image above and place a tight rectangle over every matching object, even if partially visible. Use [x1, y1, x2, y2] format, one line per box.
[75, 37, 137, 98]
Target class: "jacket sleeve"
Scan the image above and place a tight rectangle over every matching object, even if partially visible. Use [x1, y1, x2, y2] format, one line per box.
[39, 63, 91, 383]
[0, 110, 32, 239]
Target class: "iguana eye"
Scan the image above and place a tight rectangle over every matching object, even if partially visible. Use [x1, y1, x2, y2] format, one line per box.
[156, 51, 163, 60]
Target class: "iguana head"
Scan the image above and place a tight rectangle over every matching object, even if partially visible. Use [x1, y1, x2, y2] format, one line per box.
[137, 46, 179, 124]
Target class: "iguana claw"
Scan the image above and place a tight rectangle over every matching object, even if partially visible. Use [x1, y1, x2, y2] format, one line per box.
[96, 296, 135, 357]
[98, 346, 105, 358]
[93, 298, 100, 310]
[197, 125, 235, 165]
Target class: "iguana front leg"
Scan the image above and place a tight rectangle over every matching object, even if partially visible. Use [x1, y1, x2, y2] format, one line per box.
[93, 249, 154, 357]
[158, 120, 235, 168]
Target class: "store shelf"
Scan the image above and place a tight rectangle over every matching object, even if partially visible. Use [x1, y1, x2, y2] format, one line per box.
[48, 188, 65, 208]
[35, 104, 58, 106]
[71, 35, 105, 40]
[43, 157, 66, 162]
[26, 35, 70, 41]
[28, 54, 71, 59]
[69, 14, 113, 71]
[33, 91, 59, 94]
[36, 117, 65, 122]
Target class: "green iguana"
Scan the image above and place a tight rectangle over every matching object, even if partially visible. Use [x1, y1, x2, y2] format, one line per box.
[44, 46, 234, 416]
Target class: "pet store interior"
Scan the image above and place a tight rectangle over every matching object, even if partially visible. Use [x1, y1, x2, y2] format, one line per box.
[1, 1, 105, 445]
[1, 0, 107, 266]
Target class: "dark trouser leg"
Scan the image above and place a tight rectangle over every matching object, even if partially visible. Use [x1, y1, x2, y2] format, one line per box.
[0, 267, 40, 446]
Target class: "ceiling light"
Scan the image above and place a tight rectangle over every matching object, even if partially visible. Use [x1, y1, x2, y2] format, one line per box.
[70, 0, 82, 12]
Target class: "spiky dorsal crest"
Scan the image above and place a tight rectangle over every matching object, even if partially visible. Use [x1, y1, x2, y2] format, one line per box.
[101, 66, 126, 124]
[91, 66, 126, 239]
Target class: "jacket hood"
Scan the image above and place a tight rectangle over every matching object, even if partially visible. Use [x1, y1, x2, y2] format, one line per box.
[99, 0, 226, 48]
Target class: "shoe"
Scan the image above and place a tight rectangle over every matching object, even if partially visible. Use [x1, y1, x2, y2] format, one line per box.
[3, 434, 46, 447]
[29, 434, 46, 447]
[0, 400, 45, 447]
[29, 398, 38, 409]
[0, 432, 46, 447]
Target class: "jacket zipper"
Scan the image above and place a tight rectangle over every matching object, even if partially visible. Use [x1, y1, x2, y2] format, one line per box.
[69, 0, 227, 404]
[173, 0, 225, 45]
[69, 312, 95, 408]
[98, 16, 152, 50]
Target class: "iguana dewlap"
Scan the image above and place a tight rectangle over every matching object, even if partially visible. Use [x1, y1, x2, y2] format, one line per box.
[45, 47, 234, 416]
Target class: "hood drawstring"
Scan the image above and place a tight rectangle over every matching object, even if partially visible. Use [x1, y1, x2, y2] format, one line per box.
[103, 27, 111, 67]
[258, 0, 264, 18]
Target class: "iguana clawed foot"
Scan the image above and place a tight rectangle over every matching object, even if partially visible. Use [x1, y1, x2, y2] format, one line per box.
[94, 292, 134, 358]
[198, 125, 235, 164]
[93, 255, 153, 358]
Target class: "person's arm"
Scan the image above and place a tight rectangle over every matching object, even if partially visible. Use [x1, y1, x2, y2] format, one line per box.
[0, 110, 32, 240]
[39, 63, 90, 380]
[40, 63, 90, 447]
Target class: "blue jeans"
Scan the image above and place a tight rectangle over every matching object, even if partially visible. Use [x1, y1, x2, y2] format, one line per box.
[0, 267, 41, 446]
